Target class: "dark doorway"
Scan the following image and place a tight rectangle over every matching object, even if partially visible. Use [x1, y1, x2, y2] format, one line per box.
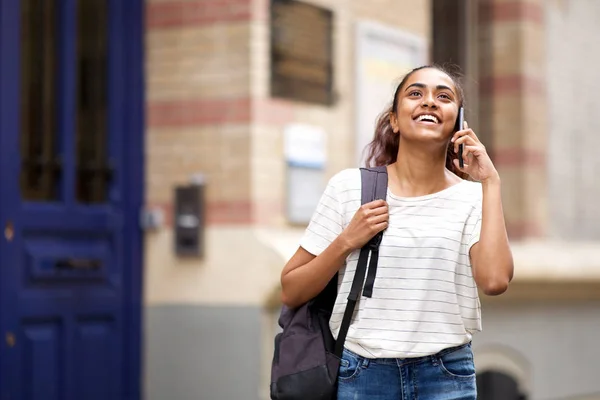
[477, 370, 527, 400]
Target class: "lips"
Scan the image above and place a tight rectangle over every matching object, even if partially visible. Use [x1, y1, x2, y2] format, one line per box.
[414, 114, 440, 124]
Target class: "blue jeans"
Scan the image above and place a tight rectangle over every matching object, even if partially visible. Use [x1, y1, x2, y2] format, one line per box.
[337, 342, 477, 400]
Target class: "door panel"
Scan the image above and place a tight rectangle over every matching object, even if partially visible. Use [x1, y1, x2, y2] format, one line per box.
[0, 0, 143, 399]
[22, 320, 61, 400]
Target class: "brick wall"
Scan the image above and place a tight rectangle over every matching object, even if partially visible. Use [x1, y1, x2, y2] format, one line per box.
[478, 0, 548, 239]
[146, 0, 253, 225]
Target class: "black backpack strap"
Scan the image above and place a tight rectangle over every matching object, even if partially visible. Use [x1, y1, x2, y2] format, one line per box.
[361, 166, 388, 298]
[333, 166, 388, 357]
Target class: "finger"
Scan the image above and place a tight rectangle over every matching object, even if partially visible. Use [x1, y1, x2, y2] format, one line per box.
[373, 220, 389, 233]
[370, 203, 389, 216]
[462, 145, 482, 164]
[451, 128, 470, 142]
[370, 212, 389, 224]
[453, 135, 477, 153]
[463, 128, 481, 144]
[464, 120, 469, 129]
[452, 128, 480, 144]
[463, 144, 482, 156]
[365, 199, 387, 209]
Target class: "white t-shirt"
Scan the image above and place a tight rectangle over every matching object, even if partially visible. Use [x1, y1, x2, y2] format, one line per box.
[300, 168, 483, 359]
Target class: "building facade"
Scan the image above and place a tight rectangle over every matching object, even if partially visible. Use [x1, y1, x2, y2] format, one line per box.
[143, 0, 600, 399]
[0, 0, 598, 399]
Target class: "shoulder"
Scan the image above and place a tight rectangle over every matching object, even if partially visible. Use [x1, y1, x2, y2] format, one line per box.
[459, 179, 483, 196]
[323, 168, 362, 208]
[327, 168, 361, 190]
[457, 180, 483, 208]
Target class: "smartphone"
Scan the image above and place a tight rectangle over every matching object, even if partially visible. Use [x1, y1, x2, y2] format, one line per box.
[456, 107, 465, 168]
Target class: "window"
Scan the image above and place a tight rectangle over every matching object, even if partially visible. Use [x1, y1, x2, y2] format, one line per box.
[20, 0, 111, 204]
[20, 0, 61, 201]
[76, 0, 110, 204]
[270, 0, 334, 105]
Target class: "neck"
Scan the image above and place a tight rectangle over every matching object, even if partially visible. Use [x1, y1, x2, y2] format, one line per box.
[389, 139, 455, 197]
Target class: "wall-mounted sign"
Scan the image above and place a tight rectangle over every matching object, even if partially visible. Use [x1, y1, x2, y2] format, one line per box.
[284, 124, 327, 224]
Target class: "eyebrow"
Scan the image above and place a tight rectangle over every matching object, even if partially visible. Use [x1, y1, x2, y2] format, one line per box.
[405, 82, 455, 96]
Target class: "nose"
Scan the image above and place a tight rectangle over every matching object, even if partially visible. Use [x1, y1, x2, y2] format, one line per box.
[421, 92, 437, 108]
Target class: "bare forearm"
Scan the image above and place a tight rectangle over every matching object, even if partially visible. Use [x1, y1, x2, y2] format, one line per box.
[281, 237, 354, 308]
[474, 176, 514, 294]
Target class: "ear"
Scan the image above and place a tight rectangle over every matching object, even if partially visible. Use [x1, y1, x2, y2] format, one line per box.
[389, 111, 399, 133]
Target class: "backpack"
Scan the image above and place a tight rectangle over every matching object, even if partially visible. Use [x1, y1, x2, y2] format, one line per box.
[270, 165, 388, 400]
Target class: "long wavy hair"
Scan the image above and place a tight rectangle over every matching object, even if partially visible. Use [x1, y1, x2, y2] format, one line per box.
[364, 64, 469, 180]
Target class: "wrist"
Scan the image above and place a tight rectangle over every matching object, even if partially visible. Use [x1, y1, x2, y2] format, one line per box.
[335, 233, 354, 255]
[481, 172, 501, 188]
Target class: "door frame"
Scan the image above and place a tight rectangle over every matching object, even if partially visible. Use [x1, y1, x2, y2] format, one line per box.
[0, 0, 145, 398]
[121, 1, 145, 398]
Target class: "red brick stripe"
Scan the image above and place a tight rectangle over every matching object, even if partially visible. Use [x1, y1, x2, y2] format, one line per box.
[480, 1, 543, 25]
[206, 201, 253, 224]
[149, 201, 253, 226]
[506, 220, 543, 239]
[148, 98, 251, 127]
[492, 148, 545, 168]
[147, 0, 251, 29]
[480, 74, 545, 96]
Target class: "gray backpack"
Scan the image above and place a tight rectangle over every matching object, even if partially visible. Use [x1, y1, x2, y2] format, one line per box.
[270, 166, 388, 400]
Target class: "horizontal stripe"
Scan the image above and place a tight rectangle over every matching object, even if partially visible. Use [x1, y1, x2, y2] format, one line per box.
[479, 1, 543, 25]
[507, 220, 544, 239]
[147, 0, 251, 29]
[336, 286, 478, 300]
[148, 98, 251, 127]
[480, 74, 545, 96]
[492, 147, 546, 168]
[147, 200, 254, 226]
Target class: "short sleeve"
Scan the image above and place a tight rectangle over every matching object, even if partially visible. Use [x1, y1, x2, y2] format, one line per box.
[299, 175, 345, 256]
[466, 185, 483, 253]
[467, 209, 482, 252]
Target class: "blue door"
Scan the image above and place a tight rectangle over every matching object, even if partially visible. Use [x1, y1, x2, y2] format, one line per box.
[0, 0, 144, 399]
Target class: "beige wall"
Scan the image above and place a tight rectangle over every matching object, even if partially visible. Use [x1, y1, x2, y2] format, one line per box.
[545, 0, 600, 240]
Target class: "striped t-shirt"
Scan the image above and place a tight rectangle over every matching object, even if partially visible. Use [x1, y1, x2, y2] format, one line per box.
[299, 168, 483, 359]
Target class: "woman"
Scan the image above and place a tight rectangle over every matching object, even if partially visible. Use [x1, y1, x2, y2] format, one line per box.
[280, 65, 513, 399]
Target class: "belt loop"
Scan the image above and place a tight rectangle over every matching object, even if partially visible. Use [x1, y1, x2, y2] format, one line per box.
[430, 355, 438, 366]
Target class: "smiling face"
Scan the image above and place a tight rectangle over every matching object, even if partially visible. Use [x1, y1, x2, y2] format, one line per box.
[390, 68, 461, 145]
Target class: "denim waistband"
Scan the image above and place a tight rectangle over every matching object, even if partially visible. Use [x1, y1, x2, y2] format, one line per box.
[343, 341, 472, 366]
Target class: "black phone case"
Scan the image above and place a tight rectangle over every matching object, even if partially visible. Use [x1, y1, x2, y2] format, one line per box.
[456, 107, 464, 168]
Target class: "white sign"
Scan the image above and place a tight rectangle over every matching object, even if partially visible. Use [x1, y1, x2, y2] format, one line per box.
[284, 123, 327, 168]
[283, 124, 327, 224]
[355, 21, 427, 166]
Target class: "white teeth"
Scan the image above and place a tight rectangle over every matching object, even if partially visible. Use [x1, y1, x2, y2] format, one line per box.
[417, 114, 438, 123]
